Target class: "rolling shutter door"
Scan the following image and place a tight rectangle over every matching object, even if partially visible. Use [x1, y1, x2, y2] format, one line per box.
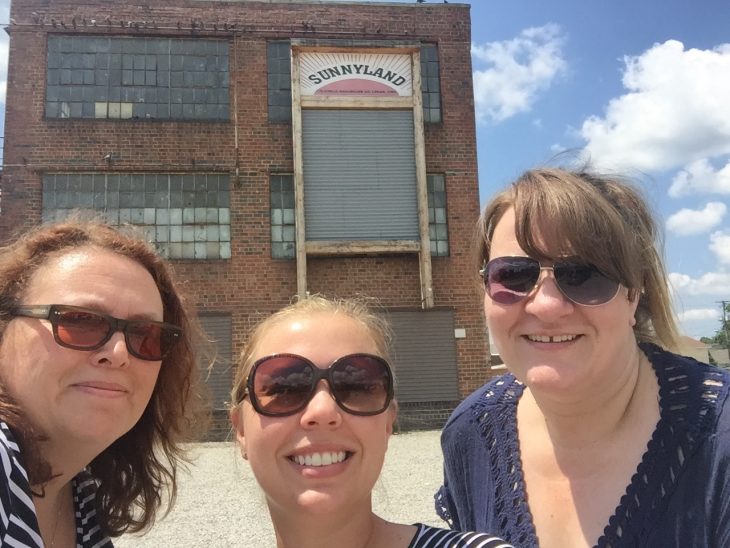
[387, 309, 459, 402]
[302, 109, 419, 241]
[198, 314, 232, 410]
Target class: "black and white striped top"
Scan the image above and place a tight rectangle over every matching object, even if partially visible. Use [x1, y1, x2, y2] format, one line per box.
[0, 422, 113, 547]
[410, 523, 513, 547]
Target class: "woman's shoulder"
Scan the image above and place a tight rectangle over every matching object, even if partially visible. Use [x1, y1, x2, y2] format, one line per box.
[445, 373, 522, 423]
[642, 343, 730, 425]
[0, 421, 24, 476]
[0, 422, 43, 547]
[409, 523, 513, 548]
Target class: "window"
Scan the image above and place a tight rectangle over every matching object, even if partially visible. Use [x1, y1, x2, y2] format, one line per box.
[267, 41, 292, 122]
[420, 44, 441, 123]
[427, 174, 448, 256]
[42, 173, 231, 259]
[46, 36, 229, 120]
[270, 174, 296, 258]
[198, 314, 232, 411]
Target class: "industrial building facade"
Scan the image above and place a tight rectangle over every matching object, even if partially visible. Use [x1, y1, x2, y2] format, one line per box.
[1, 0, 491, 435]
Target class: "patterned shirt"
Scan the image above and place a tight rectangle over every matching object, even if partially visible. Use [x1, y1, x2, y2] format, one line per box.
[410, 523, 513, 547]
[436, 343, 730, 547]
[0, 422, 113, 547]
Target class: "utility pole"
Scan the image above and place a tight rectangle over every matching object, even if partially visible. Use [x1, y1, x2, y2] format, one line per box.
[718, 300, 730, 349]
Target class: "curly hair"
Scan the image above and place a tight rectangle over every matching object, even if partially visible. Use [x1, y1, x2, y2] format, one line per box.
[475, 167, 680, 350]
[0, 218, 207, 536]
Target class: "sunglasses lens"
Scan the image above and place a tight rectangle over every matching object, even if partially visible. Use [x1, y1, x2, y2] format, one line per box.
[554, 263, 619, 306]
[330, 355, 392, 415]
[252, 356, 314, 415]
[485, 257, 540, 305]
[126, 322, 176, 361]
[55, 309, 111, 348]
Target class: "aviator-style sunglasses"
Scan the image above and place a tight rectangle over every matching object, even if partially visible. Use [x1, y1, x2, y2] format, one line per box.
[11, 304, 182, 361]
[480, 256, 621, 307]
[239, 353, 394, 417]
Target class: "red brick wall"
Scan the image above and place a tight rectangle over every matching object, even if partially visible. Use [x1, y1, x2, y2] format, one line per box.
[2, 0, 495, 419]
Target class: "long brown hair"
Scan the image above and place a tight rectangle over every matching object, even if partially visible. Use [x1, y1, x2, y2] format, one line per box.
[476, 167, 680, 350]
[0, 218, 207, 536]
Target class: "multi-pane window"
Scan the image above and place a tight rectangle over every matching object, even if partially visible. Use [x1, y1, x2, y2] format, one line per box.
[427, 174, 448, 256]
[270, 174, 295, 259]
[267, 41, 292, 122]
[46, 36, 229, 120]
[42, 173, 231, 259]
[420, 44, 441, 123]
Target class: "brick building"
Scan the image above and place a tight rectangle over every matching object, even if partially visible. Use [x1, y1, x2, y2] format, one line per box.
[1, 0, 492, 436]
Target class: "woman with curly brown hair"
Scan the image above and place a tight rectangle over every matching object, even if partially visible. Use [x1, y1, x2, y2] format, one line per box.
[0, 219, 206, 547]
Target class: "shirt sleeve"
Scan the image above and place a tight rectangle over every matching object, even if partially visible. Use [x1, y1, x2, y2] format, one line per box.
[0, 424, 43, 547]
[711, 389, 730, 546]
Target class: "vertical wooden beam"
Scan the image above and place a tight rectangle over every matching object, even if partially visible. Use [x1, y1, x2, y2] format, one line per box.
[412, 49, 434, 308]
[291, 48, 307, 298]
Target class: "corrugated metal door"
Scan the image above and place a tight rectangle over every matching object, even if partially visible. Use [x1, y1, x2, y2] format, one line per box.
[302, 109, 419, 241]
[387, 309, 459, 402]
[199, 314, 232, 410]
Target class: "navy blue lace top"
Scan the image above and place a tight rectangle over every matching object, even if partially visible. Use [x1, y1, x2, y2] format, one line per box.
[435, 343, 730, 547]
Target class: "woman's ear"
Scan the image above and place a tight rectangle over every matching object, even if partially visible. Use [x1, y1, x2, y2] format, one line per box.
[386, 400, 398, 436]
[229, 406, 248, 460]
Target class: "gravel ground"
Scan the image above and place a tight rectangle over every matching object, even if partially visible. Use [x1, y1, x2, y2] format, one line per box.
[116, 430, 445, 547]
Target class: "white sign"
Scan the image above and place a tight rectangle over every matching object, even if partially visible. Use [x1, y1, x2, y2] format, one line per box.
[299, 52, 412, 97]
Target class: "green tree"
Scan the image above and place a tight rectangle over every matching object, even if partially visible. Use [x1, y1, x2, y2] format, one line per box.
[708, 302, 730, 351]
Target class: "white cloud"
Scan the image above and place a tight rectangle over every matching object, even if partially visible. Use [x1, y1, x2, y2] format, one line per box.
[710, 231, 730, 264]
[665, 202, 726, 236]
[669, 271, 730, 296]
[580, 40, 730, 173]
[472, 24, 567, 123]
[676, 308, 721, 322]
[669, 158, 730, 197]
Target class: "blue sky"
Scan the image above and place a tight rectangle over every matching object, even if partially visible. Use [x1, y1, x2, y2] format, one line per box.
[1, 0, 729, 338]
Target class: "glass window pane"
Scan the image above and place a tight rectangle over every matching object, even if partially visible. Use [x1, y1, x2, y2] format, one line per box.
[271, 209, 283, 225]
[170, 208, 182, 224]
[182, 226, 195, 242]
[170, 225, 182, 242]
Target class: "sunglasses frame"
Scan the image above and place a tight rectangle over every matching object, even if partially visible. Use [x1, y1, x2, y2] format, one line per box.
[480, 256, 621, 307]
[11, 304, 182, 361]
[241, 352, 395, 417]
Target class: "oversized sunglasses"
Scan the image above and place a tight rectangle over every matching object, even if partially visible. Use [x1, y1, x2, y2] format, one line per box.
[11, 304, 182, 361]
[239, 353, 394, 417]
[480, 256, 621, 306]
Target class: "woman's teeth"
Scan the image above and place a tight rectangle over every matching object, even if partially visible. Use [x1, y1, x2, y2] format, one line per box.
[527, 334, 577, 343]
[292, 451, 347, 467]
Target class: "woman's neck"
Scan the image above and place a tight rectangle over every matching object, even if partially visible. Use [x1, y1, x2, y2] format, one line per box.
[521, 344, 658, 450]
[33, 480, 74, 548]
[270, 509, 414, 548]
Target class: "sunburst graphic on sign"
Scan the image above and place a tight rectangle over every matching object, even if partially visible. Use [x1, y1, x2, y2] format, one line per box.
[299, 52, 413, 97]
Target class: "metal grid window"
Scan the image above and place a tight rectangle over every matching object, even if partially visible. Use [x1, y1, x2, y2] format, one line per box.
[427, 173, 448, 256]
[270, 174, 295, 259]
[42, 173, 231, 259]
[421, 44, 441, 124]
[46, 36, 229, 120]
[267, 41, 292, 122]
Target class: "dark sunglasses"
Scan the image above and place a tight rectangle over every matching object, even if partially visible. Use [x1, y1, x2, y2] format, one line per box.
[480, 256, 621, 306]
[11, 304, 182, 361]
[239, 353, 394, 417]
